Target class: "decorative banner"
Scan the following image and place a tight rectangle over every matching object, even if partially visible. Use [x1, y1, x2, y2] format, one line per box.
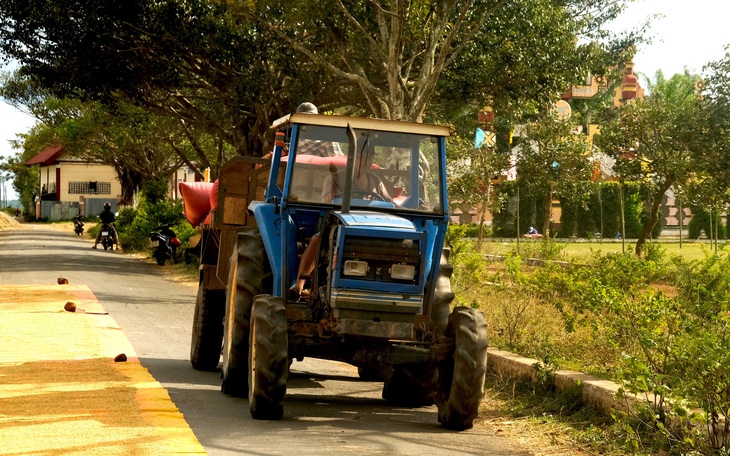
[553, 100, 572, 121]
[474, 128, 485, 148]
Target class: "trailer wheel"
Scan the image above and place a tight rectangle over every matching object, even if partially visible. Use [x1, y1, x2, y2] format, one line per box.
[436, 307, 488, 430]
[249, 294, 288, 420]
[190, 286, 225, 371]
[221, 229, 271, 397]
[382, 363, 437, 406]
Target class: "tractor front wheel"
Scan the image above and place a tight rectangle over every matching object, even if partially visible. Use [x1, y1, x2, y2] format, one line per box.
[248, 294, 288, 420]
[436, 307, 488, 431]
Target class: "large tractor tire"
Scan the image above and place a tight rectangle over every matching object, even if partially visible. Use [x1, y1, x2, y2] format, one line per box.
[190, 285, 225, 371]
[381, 249, 455, 406]
[248, 295, 288, 420]
[221, 229, 271, 397]
[431, 248, 455, 333]
[436, 307, 488, 431]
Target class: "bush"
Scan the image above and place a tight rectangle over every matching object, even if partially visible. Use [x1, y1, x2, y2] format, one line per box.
[508, 249, 730, 453]
[688, 210, 726, 240]
[510, 238, 565, 261]
[445, 224, 488, 302]
[115, 197, 192, 254]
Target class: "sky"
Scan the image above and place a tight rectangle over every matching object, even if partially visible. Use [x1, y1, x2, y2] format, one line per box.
[1, 0, 730, 201]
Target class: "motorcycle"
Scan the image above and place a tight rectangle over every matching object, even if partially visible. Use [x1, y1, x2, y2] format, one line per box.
[99, 223, 117, 250]
[149, 224, 180, 266]
[73, 216, 85, 236]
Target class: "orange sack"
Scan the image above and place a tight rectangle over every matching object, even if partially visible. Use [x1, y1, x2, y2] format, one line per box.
[179, 181, 214, 227]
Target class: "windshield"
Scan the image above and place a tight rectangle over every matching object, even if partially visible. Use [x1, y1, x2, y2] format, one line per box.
[286, 124, 443, 214]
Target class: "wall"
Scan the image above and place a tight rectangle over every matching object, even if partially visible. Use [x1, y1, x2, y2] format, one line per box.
[58, 162, 121, 204]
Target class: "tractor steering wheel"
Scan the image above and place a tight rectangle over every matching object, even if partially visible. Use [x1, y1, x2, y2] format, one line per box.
[349, 190, 387, 201]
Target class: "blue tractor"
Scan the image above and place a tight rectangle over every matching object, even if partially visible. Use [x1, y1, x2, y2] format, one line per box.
[189, 112, 488, 430]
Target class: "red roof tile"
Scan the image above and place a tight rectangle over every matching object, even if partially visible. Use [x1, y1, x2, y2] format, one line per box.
[25, 145, 65, 166]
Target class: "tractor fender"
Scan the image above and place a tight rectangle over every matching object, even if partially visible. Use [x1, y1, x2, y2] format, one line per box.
[249, 201, 297, 298]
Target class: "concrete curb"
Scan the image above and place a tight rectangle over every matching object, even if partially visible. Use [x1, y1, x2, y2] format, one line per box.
[488, 348, 628, 416]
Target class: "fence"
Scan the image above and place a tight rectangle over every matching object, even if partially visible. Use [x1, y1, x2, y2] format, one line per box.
[39, 198, 119, 221]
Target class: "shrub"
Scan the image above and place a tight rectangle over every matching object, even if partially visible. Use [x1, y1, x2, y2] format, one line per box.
[689, 210, 726, 240]
[510, 238, 565, 261]
[115, 197, 191, 254]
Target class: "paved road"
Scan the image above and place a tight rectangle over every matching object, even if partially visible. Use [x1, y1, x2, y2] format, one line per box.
[0, 223, 529, 455]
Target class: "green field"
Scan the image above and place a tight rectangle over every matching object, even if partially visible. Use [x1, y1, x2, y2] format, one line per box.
[476, 238, 726, 262]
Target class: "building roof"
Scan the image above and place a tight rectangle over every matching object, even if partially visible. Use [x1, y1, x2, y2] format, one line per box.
[25, 145, 65, 166]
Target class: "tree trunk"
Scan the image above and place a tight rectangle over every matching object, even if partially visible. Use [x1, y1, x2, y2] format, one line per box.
[635, 178, 674, 257]
[542, 187, 553, 237]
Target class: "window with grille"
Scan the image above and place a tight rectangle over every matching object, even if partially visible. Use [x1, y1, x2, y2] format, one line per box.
[68, 182, 111, 195]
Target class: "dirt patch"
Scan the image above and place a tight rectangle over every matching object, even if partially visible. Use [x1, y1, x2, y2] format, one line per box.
[0, 211, 20, 229]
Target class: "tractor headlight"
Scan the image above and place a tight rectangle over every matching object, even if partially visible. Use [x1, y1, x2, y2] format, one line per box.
[343, 260, 369, 277]
[390, 263, 415, 281]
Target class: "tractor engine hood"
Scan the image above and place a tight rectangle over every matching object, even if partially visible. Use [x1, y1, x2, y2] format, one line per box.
[330, 210, 417, 231]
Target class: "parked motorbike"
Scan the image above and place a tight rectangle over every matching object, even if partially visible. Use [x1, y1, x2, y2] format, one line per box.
[149, 224, 180, 266]
[73, 216, 85, 236]
[99, 223, 117, 250]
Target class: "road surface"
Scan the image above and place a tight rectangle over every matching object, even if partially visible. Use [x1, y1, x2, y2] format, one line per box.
[0, 222, 530, 455]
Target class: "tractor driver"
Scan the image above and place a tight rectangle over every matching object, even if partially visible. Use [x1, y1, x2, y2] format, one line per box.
[261, 102, 343, 162]
[289, 143, 392, 300]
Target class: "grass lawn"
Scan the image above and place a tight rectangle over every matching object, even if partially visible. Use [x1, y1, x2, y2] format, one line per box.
[476, 237, 726, 262]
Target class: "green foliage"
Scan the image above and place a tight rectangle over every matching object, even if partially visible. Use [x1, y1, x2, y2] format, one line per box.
[594, 70, 706, 255]
[444, 224, 488, 304]
[114, 196, 191, 255]
[491, 180, 518, 237]
[688, 210, 726, 240]
[491, 180, 647, 240]
[507, 249, 730, 453]
[510, 238, 566, 261]
[558, 195, 592, 237]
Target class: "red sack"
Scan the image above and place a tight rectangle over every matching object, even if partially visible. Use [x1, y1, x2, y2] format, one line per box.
[203, 179, 219, 225]
[179, 182, 213, 227]
[210, 179, 219, 210]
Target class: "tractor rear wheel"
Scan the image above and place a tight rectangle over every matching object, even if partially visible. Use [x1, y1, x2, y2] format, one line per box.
[190, 286, 225, 371]
[382, 363, 437, 406]
[221, 229, 271, 397]
[436, 307, 488, 430]
[248, 295, 288, 420]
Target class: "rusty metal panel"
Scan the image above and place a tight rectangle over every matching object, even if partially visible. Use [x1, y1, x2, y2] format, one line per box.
[286, 304, 311, 321]
[216, 227, 237, 285]
[202, 264, 225, 290]
[223, 196, 248, 225]
[339, 318, 413, 339]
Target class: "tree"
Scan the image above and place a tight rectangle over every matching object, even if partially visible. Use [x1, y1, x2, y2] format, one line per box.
[700, 46, 730, 240]
[594, 70, 705, 256]
[250, 0, 639, 123]
[0, 124, 54, 213]
[0, 0, 331, 158]
[516, 110, 593, 236]
[447, 130, 510, 239]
